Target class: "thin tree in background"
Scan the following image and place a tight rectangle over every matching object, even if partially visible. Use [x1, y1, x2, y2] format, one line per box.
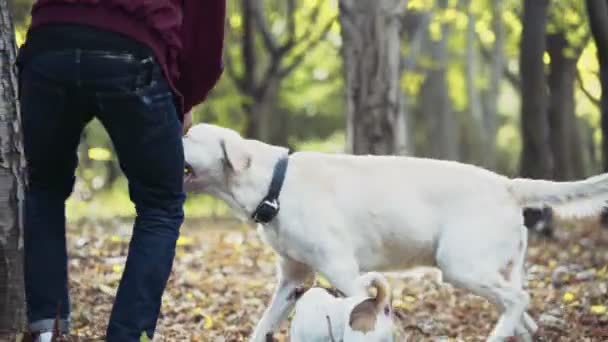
[519, 0, 552, 179]
[339, 0, 407, 155]
[480, 0, 504, 170]
[0, 0, 26, 336]
[419, 0, 459, 160]
[399, 11, 431, 156]
[225, 0, 335, 146]
[586, 0, 608, 172]
[547, 31, 587, 180]
[463, 0, 488, 167]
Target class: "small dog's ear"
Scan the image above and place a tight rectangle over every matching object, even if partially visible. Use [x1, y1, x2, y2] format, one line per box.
[220, 138, 251, 172]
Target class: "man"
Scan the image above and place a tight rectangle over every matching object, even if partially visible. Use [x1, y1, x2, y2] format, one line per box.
[17, 1, 226, 341]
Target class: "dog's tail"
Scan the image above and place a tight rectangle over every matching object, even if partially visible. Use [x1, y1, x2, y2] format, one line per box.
[508, 173, 608, 219]
[359, 272, 391, 306]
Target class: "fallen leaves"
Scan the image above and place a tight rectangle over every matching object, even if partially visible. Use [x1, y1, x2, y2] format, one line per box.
[65, 217, 608, 341]
[591, 305, 607, 315]
[563, 291, 575, 303]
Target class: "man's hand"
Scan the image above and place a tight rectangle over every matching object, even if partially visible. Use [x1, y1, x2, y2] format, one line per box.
[183, 110, 193, 135]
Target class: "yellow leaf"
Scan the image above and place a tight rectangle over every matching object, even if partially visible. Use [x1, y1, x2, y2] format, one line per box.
[229, 14, 242, 29]
[112, 265, 123, 273]
[563, 292, 575, 303]
[403, 295, 416, 303]
[316, 275, 331, 288]
[597, 265, 608, 278]
[392, 299, 413, 311]
[203, 315, 214, 329]
[429, 21, 442, 42]
[88, 147, 112, 161]
[543, 51, 551, 65]
[407, 0, 433, 11]
[176, 236, 194, 247]
[591, 305, 607, 315]
[98, 284, 115, 296]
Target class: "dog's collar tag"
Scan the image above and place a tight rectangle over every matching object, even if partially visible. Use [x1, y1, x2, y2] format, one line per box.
[251, 155, 289, 224]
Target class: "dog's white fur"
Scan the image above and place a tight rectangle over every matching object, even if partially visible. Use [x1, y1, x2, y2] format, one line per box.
[290, 272, 394, 342]
[183, 124, 608, 342]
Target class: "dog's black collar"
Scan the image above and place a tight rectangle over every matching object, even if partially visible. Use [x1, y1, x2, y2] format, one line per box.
[251, 155, 289, 223]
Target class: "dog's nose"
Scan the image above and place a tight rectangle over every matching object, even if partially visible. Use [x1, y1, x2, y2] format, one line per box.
[184, 163, 194, 177]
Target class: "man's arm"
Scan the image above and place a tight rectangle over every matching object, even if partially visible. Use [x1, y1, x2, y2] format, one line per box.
[176, 0, 227, 115]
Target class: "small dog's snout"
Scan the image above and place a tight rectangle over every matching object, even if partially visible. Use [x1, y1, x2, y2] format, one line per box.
[184, 162, 194, 177]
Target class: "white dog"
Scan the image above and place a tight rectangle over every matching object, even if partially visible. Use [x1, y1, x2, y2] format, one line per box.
[290, 272, 394, 342]
[183, 124, 608, 342]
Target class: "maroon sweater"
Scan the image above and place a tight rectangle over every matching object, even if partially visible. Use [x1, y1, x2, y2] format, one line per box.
[29, 0, 226, 118]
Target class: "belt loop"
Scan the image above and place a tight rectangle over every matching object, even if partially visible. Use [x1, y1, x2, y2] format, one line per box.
[135, 56, 154, 89]
[143, 56, 154, 86]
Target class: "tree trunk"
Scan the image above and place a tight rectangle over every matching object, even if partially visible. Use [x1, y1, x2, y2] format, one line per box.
[519, 0, 552, 179]
[547, 33, 584, 180]
[339, 0, 407, 155]
[574, 117, 592, 177]
[243, 83, 279, 145]
[0, 0, 27, 336]
[480, 0, 503, 170]
[240, 0, 262, 141]
[400, 12, 431, 157]
[582, 118, 600, 174]
[419, 0, 458, 160]
[586, 0, 608, 172]
[463, 0, 487, 167]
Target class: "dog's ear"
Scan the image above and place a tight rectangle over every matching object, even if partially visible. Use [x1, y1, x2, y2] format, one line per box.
[349, 298, 377, 333]
[220, 138, 251, 172]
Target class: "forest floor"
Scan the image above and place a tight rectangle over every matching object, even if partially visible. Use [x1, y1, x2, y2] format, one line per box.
[64, 217, 608, 341]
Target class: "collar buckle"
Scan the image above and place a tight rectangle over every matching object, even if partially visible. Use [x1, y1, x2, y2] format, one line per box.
[251, 155, 289, 224]
[252, 198, 280, 223]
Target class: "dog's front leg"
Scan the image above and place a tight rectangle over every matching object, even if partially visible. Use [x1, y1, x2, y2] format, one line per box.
[250, 257, 312, 342]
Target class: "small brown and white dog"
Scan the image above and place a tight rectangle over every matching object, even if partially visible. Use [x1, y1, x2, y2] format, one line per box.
[183, 123, 608, 342]
[290, 272, 394, 342]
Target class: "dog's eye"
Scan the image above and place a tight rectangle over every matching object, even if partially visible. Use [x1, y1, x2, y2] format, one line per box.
[384, 305, 391, 316]
[184, 164, 194, 176]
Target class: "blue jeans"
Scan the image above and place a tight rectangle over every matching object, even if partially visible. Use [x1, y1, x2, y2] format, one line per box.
[19, 49, 185, 341]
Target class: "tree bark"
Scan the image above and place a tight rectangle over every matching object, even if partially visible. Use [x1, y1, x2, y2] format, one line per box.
[463, 0, 487, 167]
[586, 0, 608, 172]
[400, 12, 431, 157]
[243, 80, 279, 145]
[547, 33, 585, 180]
[339, 0, 407, 155]
[480, 0, 503, 170]
[519, 0, 552, 178]
[0, 0, 26, 336]
[419, 0, 458, 160]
